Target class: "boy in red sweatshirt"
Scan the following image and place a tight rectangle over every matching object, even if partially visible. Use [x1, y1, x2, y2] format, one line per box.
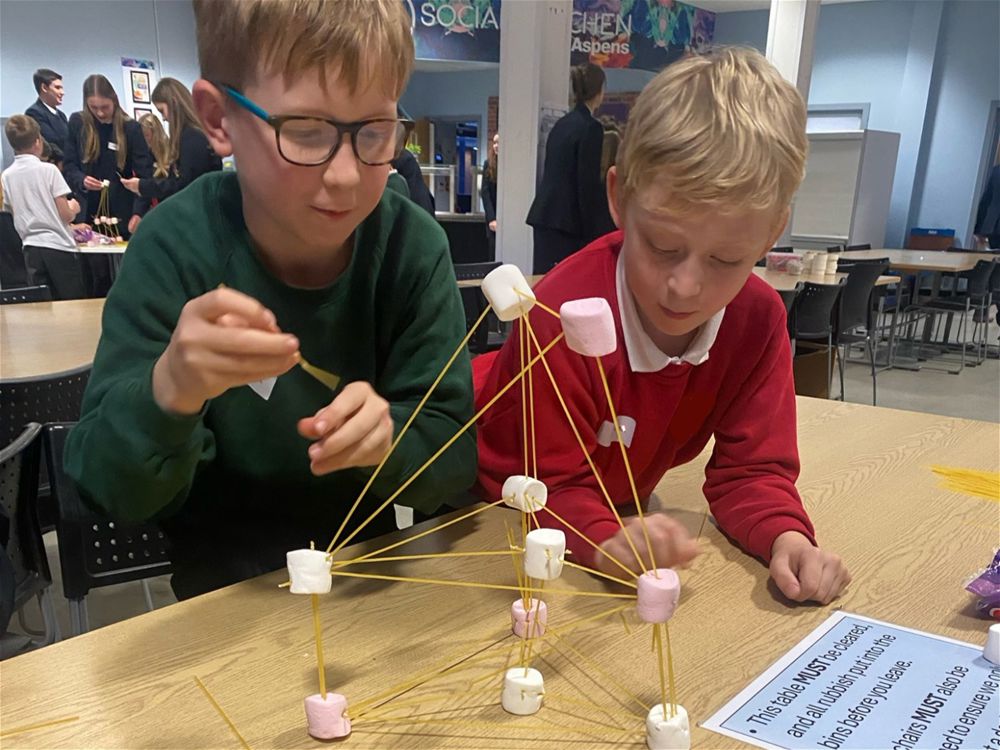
[475, 47, 850, 605]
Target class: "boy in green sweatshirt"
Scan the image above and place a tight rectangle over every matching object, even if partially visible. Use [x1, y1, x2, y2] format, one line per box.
[65, 0, 476, 599]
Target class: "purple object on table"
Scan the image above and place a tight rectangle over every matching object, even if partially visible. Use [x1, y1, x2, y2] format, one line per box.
[966, 549, 1000, 620]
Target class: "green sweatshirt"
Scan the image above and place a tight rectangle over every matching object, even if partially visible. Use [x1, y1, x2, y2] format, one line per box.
[65, 172, 476, 598]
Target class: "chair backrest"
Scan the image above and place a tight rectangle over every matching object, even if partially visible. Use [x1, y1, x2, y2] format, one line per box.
[826, 245, 845, 252]
[845, 243, 872, 251]
[837, 261, 889, 334]
[791, 280, 846, 339]
[0, 365, 91, 460]
[989, 262, 1000, 295]
[0, 423, 51, 614]
[771, 246, 794, 253]
[0, 286, 52, 305]
[454, 262, 502, 354]
[43, 423, 171, 599]
[962, 259, 998, 296]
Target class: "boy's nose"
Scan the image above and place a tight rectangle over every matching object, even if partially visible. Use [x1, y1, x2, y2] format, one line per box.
[321, 136, 362, 190]
[667, 258, 703, 300]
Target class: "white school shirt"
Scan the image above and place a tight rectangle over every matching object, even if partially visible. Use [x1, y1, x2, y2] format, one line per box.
[1, 154, 77, 252]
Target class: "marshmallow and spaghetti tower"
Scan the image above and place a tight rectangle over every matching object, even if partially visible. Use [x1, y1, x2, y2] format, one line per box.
[279, 263, 689, 748]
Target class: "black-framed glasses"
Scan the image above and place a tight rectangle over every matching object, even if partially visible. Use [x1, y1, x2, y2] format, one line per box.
[222, 85, 415, 167]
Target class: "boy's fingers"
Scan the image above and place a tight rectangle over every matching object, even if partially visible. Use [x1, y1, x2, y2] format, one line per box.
[308, 402, 386, 461]
[310, 383, 375, 436]
[201, 326, 298, 357]
[795, 553, 822, 602]
[189, 288, 278, 330]
[770, 554, 802, 600]
[310, 423, 390, 476]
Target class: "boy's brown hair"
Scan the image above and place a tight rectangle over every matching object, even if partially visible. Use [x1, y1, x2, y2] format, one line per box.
[192, 0, 414, 98]
[5, 115, 41, 153]
[617, 46, 808, 217]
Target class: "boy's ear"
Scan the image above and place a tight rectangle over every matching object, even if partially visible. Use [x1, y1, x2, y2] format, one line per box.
[606, 165, 622, 230]
[193, 80, 233, 158]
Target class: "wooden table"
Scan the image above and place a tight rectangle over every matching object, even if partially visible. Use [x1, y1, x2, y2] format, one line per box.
[2, 399, 997, 748]
[752, 267, 897, 291]
[840, 248, 998, 273]
[0, 298, 105, 380]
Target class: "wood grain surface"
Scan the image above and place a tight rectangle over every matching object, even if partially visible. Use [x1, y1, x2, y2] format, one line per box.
[0, 298, 105, 380]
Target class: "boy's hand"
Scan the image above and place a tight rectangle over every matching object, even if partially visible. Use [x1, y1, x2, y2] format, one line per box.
[120, 177, 141, 195]
[128, 215, 141, 234]
[769, 531, 850, 604]
[152, 288, 300, 415]
[595, 514, 699, 578]
[297, 382, 393, 476]
[83, 176, 104, 190]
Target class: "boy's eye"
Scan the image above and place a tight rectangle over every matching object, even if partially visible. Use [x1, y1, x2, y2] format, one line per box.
[712, 257, 743, 266]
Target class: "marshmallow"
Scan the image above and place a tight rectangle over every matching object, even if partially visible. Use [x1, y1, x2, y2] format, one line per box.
[502, 475, 547, 512]
[286, 549, 332, 594]
[111, 217, 119, 225]
[985, 623, 1000, 665]
[501, 667, 544, 715]
[560, 297, 617, 357]
[101, 179, 110, 187]
[481, 264, 536, 322]
[636, 569, 681, 623]
[523, 528, 565, 581]
[510, 598, 548, 639]
[646, 704, 690, 750]
[304, 693, 351, 739]
[94, 216, 104, 225]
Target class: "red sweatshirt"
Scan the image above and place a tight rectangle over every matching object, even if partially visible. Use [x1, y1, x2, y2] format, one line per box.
[474, 232, 815, 568]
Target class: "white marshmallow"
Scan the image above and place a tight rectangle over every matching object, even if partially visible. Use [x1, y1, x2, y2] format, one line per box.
[502, 475, 547, 512]
[560, 297, 617, 357]
[646, 704, 690, 750]
[94, 216, 104, 225]
[111, 217, 119, 225]
[501, 667, 544, 715]
[985, 623, 1000, 665]
[481, 264, 536, 322]
[286, 549, 332, 594]
[101, 179, 110, 187]
[523, 528, 565, 581]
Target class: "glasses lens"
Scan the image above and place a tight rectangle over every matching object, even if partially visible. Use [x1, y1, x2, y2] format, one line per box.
[355, 120, 406, 165]
[278, 118, 339, 165]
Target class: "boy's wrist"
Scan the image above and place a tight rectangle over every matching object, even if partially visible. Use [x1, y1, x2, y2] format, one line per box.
[152, 352, 205, 416]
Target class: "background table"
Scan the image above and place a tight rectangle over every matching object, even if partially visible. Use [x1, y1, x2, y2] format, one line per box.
[1, 398, 996, 748]
[0, 298, 104, 379]
[840, 248, 998, 273]
[752, 267, 897, 291]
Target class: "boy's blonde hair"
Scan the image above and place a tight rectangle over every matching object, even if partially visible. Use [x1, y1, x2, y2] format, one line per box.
[617, 46, 808, 216]
[193, 0, 413, 98]
[5, 115, 41, 153]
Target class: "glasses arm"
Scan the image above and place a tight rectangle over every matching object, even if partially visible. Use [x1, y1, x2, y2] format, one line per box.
[222, 86, 271, 123]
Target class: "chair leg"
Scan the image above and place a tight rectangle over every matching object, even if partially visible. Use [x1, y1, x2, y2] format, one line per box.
[837, 344, 846, 401]
[826, 333, 834, 399]
[69, 598, 89, 636]
[142, 579, 155, 612]
[37, 589, 61, 645]
[867, 335, 877, 406]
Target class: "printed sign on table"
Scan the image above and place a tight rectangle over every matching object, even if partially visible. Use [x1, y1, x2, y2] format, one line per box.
[703, 612, 1000, 750]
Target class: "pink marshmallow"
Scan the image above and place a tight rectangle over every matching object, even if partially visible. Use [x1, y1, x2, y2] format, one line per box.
[510, 598, 548, 638]
[304, 692, 351, 740]
[636, 569, 681, 623]
[559, 297, 617, 357]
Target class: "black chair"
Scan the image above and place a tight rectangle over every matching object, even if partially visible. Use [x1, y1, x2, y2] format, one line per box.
[906, 259, 997, 372]
[827, 245, 845, 252]
[0, 423, 59, 656]
[790, 280, 847, 398]
[454, 262, 504, 354]
[44, 423, 172, 636]
[0, 211, 28, 289]
[833, 261, 889, 405]
[0, 365, 91, 530]
[845, 243, 872, 251]
[0, 286, 52, 305]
